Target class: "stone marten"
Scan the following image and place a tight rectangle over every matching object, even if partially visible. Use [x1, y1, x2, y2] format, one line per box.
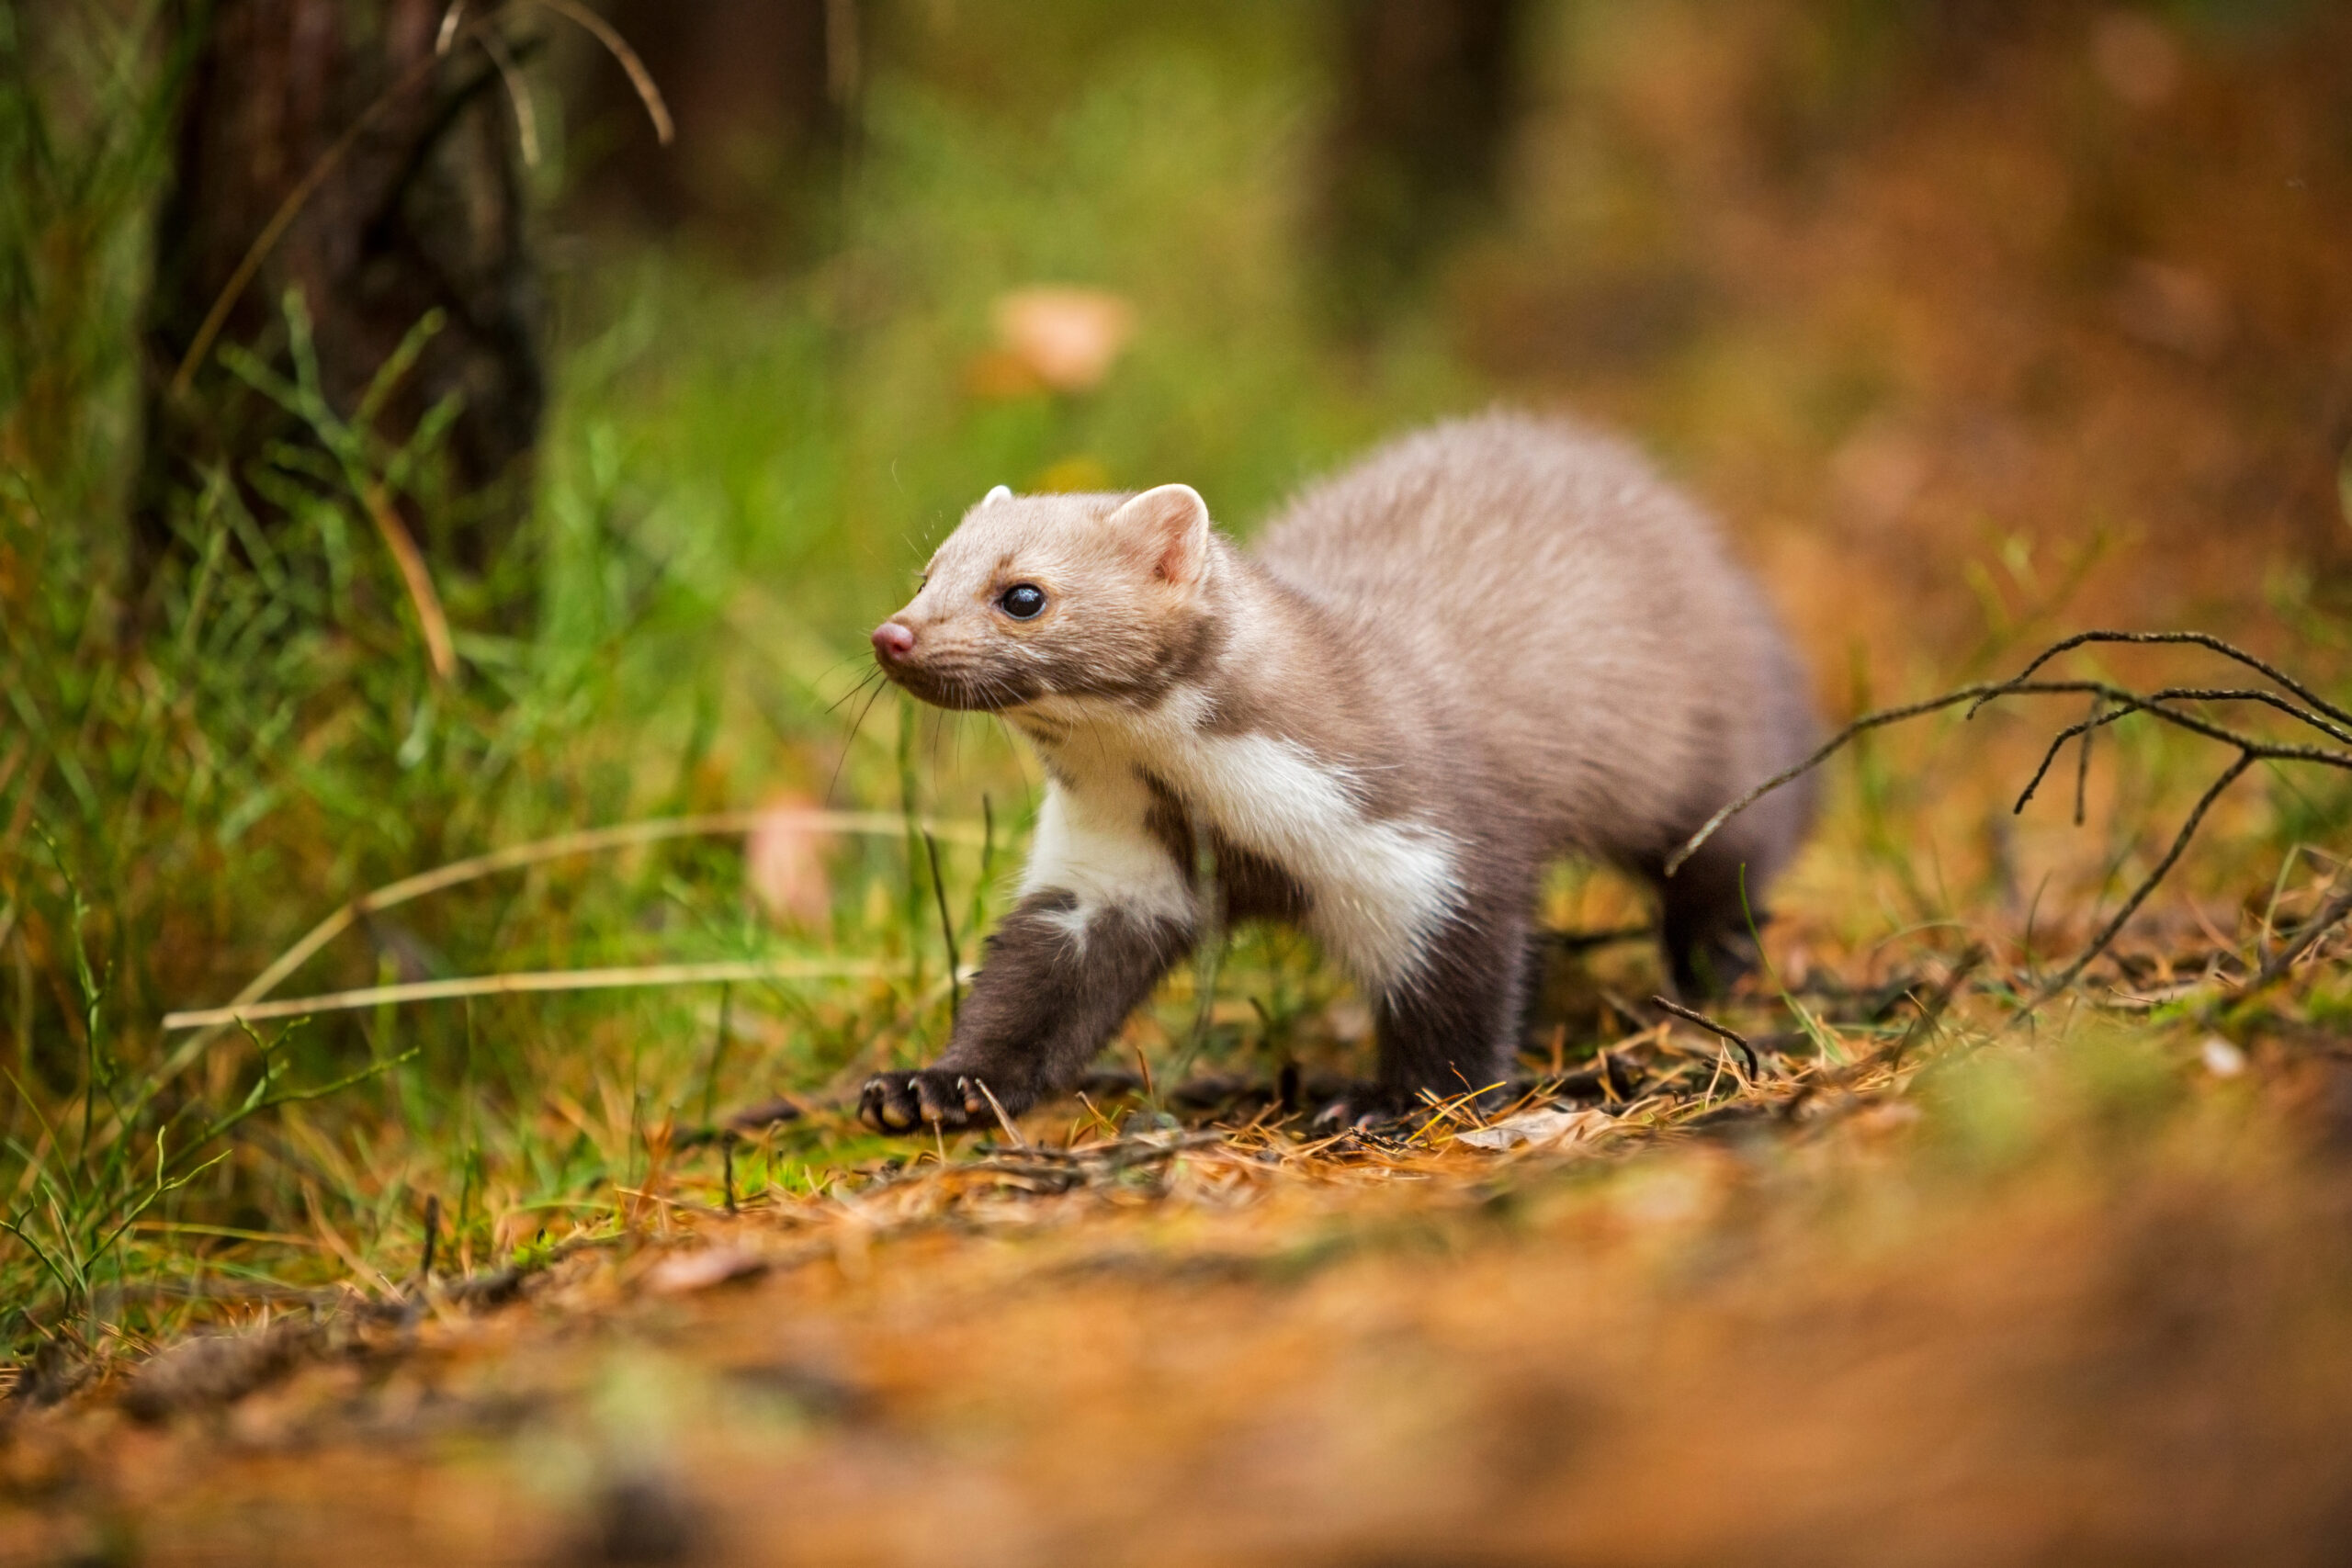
[860, 412, 1818, 1131]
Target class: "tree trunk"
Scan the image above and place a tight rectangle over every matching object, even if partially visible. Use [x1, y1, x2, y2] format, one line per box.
[578, 0, 850, 256]
[1321, 0, 1523, 328]
[138, 0, 541, 575]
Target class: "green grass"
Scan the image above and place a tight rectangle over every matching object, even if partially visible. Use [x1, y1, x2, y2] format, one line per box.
[0, 3, 1471, 1360]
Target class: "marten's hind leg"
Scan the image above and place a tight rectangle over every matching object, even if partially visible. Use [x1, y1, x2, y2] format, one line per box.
[1656, 834, 1768, 999]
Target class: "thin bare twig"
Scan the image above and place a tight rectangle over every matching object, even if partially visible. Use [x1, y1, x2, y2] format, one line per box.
[2013, 689, 2352, 818]
[2073, 692, 2099, 827]
[2007, 689, 2352, 819]
[2024, 754, 2255, 1010]
[1648, 995, 1758, 1078]
[1984, 630, 2352, 731]
[1665, 683, 2052, 876]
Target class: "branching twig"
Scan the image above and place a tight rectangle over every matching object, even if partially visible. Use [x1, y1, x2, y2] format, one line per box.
[2073, 693, 2099, 827]
[1664, 631, 2347, 1021]
[2014, 687, 2352, 815]
[1984, 630, 2352, 731]
[2023, 755, 2255, 1009]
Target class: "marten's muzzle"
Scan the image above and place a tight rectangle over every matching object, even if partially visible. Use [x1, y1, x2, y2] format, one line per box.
[869, 617, 1034, 711]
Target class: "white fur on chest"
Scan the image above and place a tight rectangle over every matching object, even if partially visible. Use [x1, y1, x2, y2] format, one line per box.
[1015, 691, 1460, 988]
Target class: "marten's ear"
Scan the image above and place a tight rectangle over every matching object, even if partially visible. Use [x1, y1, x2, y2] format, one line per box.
[1110, 484, 1211, 589]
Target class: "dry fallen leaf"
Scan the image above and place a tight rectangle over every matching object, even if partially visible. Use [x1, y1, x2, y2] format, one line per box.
[1454, 1106, 1617, 1153]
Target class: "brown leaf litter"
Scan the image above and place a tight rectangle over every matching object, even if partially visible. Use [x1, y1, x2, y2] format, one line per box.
[11, 985, 2352, 1566]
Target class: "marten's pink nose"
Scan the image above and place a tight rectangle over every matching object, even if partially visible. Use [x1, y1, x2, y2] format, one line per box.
[871, 621, 916, 663]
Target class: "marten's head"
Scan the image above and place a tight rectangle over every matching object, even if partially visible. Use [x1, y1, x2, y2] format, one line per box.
[870, 484, 1220, 713]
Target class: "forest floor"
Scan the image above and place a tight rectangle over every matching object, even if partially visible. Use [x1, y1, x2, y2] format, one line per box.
[10, 908, 2352, 1567]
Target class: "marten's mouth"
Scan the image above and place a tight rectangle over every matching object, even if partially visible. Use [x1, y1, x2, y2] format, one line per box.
[876, 660, 1038, 713]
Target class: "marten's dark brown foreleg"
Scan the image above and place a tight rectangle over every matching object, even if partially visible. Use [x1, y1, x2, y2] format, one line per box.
[860, 892, 1194, 1132]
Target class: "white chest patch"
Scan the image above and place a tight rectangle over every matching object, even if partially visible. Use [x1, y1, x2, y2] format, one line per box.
[1019, 761, 1193, 946]
[1013, 690, 1461, 988]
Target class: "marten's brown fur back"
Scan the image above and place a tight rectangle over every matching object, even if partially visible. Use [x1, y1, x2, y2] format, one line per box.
[1252, 413, 1817, 888]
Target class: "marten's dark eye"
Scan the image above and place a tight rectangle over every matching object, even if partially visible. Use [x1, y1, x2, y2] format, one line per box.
[999, 583, 1047, 620]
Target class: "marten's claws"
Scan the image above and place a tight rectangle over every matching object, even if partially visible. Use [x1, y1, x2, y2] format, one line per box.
[1312, 1084, 1422, 1133]
[859, 1068, 991, 1134]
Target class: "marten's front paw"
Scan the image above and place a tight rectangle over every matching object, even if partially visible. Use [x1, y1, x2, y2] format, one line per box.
[859, 1068, 1024, 1134]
